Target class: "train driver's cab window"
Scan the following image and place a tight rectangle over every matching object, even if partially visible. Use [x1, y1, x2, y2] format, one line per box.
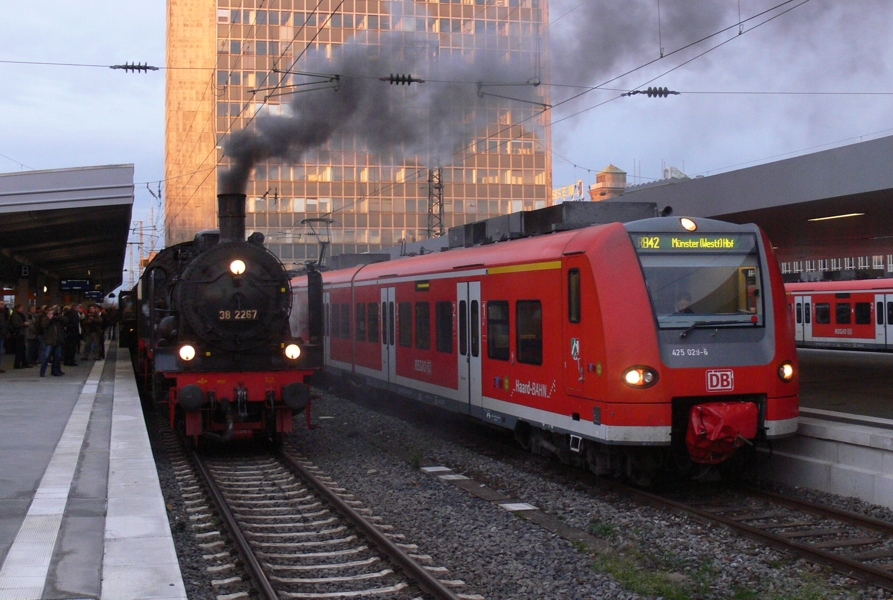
[632, 232, 765, 330]
[815, 303, 831, 324]
[517, 300, 543, 365]
[568, 269, 581, 323]
[487, 301, 510, 361]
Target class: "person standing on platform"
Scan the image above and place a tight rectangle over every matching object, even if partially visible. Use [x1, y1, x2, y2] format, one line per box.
[9, 305, 30, 369]
[106, 305, 119, 341]
[0, 300, 8, 373]
[25, 305, 39, 365]
[40, 305, 66, 377]
[96, 306, 107, 360]
[62, 305, 80, 367]
[35, 305, 47, 366]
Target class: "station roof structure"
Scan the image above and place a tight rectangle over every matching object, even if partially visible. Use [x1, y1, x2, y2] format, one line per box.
[0, 165, 134, 294]
[619, 135, 893, 266]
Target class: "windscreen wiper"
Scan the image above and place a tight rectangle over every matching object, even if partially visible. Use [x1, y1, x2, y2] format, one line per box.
[680, 319, 752, 339]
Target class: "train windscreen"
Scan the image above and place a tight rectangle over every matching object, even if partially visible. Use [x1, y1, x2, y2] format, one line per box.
[631, 232, 764, 329]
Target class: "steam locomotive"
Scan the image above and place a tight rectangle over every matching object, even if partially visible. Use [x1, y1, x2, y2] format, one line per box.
[128, 193, 323, 447]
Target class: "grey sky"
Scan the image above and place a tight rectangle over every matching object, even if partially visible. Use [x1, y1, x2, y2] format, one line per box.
[1, 0, 890, 270]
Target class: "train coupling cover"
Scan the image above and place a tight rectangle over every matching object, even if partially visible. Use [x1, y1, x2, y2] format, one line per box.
[686, 402, 758, 464]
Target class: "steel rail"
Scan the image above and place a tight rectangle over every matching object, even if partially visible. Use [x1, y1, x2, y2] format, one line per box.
[190, 449, 280, 600]
[279, 448, 464, 600]
[628, 485, 893, 593]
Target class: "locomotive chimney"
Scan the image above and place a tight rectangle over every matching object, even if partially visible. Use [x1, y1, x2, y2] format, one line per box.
[217, 193, 246, 242]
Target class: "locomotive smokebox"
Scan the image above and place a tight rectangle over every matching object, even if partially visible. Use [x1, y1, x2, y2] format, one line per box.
[218, 193, 246, 242]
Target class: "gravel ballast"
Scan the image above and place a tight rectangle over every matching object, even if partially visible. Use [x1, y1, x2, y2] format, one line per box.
[150, 390, 893, 599]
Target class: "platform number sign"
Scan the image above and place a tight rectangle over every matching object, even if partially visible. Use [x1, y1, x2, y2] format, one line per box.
[19, 265, 30, 278]
[706, 369, 734, 392]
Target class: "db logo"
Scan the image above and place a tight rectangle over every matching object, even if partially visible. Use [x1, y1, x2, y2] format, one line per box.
[706, 369, 734, 392]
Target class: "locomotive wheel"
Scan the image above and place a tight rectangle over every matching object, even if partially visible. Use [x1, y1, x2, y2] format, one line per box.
[624, 448, 661, 488]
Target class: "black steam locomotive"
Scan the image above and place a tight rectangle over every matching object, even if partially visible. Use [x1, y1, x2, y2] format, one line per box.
[128, 193, 323, 446]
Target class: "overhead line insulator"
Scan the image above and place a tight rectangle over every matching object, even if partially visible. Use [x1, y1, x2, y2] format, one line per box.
[379, 73, 425, 85]
[110, 62, 159, 73]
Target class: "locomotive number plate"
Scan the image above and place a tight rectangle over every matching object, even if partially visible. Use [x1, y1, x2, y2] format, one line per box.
[218, 310, 258, 320]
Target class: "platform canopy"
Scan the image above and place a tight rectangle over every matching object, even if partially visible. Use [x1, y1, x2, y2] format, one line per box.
[619, 135, 893, 266]
[0, 165, 134, 295]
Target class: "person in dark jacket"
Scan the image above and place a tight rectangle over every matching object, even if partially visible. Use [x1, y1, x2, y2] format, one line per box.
[9, 304, 30, 368]
[39, 305, 66, 377]
[62, 305, 80, 366]
[0, 299, 8, 373]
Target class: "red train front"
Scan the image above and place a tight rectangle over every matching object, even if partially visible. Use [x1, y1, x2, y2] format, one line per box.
[295, 215, 799, 483]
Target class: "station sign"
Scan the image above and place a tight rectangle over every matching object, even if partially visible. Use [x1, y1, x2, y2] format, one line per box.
[60, 279, 93, 291]
[84, 290, 104, 299]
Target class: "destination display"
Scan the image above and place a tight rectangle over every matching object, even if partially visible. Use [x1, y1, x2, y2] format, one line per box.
[632, 233, 757, 253]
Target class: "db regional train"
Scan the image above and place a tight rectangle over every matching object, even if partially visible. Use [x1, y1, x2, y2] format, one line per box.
[293, 212, 799, 484]
[787, 279, 893, 350]
[127, 193, 323, 447]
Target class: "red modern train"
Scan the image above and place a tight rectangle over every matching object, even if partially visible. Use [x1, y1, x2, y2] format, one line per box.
[292, 215, 799, 483]
[786, 279, 893, 351]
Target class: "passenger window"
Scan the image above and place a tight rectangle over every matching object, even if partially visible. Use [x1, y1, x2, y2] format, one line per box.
[471, 301, 480, 358]
[877, 302, 884, 326]
[888, 302, 893, 326]
[388, 302, 395, 346]
[368, 303, 379, 343]
[796, 303, 802, 324]
[487, 301, 510, 361]
[835, 302, 851, 325]
[381, 302, 387, 345]
[355, 303, 366, 341]
[805, 302, 811, 324]
[814, 303, 829, 324]
[415, 302, 430, 350]
[332, 303, 341, 338]
[459, 300, 467, 356]
[436, 301, 452, 353]
[399, 302, 413, 347]
[517, 300, 543, 365]
[855, 302, 871, 325]
[568, 269, 581, 323]
[341, 304, 351, 338]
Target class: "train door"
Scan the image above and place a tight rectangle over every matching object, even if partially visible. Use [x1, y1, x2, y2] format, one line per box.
[795, 295, 812, 344]
[457, 282, 482, 413]
[323, 291, 331, 365]
[878, 294, 893, 349]
[381, 287, 396, 382]
[563, 257, 586, 397]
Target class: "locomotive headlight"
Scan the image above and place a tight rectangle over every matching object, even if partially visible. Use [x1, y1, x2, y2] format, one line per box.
[680, 217, 697, 232]
[622, 366, 659, 388]
[284, 344, 301, 360]
[778, 361, 795, 382]
[230, 259, 246, 275]
[179, 344, 197, 361]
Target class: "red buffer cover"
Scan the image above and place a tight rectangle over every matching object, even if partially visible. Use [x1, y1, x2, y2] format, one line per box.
[686, 402, 759, 464]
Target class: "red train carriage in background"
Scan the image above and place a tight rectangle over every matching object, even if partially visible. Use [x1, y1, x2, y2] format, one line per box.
[293, 214, 799, 483]
[786, 279, 893, 350]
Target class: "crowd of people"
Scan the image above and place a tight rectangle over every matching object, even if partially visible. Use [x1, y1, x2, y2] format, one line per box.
[0, 301, 119, 377]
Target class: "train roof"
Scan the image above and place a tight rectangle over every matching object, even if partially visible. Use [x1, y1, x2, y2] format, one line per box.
[786, 279, 893, 293]
[316, 222, 624, 286]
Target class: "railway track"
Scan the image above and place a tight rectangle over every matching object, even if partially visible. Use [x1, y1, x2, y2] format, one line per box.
[617, 481, 893, 593]
[185, 444, 477, 600]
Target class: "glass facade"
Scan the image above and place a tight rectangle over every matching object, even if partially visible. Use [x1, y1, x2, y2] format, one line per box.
[166, 0, 552, 262]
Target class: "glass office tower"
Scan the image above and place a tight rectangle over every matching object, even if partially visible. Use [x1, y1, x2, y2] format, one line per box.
[166, 0, 552, 263]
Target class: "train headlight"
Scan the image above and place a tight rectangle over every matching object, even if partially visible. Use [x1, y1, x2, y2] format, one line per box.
[680, 217, 697, 232]
[622, 366, 659, 388]
[179, 344, 197, 361]
[230, 259, 246, 275]
[284, 344, 301, 360]
[778, 361, 795, 382]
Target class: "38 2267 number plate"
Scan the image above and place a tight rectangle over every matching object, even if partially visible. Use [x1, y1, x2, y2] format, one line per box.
[218, 310, 258, 320]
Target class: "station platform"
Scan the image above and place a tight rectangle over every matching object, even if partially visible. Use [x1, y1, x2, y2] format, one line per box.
[0, 344, 186, 600]
[757, 348, 893, 510]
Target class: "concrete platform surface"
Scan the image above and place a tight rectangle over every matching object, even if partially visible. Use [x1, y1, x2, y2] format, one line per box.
[0, 345, 185, 600]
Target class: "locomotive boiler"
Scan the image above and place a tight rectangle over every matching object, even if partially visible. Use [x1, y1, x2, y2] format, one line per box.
[132, 193, 323, 447]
